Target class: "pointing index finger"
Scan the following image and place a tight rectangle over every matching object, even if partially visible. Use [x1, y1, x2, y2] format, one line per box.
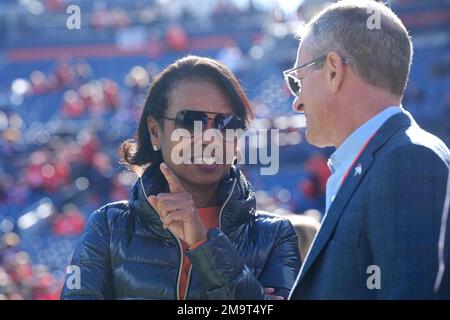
[160, 163, 184, 193]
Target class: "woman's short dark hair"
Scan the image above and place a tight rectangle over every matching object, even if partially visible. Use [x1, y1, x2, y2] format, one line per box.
[118, 55, 253, 173]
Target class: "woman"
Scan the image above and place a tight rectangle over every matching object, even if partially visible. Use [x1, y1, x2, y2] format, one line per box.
[61, 56, 301, 300]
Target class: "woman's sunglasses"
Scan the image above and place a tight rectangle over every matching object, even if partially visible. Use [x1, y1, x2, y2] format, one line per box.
[160, 110, 246, 141]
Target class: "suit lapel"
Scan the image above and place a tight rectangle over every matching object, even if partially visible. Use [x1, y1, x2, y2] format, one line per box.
[291, 111, 415, 295]
[297, 149, 376, 282]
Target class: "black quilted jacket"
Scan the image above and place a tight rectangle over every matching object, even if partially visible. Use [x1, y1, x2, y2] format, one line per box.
[61, 162, 301, 299]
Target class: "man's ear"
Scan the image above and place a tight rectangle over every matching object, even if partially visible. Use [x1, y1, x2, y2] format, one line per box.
[147, 116, 161, 149]
[325, 52, 345, 94]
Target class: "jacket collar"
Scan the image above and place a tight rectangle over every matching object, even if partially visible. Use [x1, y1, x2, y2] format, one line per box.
[293, 110, 416, 288]
[129, 159, 256, 240]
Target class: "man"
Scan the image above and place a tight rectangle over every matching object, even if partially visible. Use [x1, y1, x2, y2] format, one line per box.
[435, 170, 450, 299]
[285, 0, 450, 299]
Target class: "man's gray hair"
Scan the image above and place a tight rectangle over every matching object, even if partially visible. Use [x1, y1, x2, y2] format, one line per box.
[298, 0, 413, 96]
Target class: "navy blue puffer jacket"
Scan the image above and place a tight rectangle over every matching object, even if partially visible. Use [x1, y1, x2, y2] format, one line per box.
[61, 162, 301, 299]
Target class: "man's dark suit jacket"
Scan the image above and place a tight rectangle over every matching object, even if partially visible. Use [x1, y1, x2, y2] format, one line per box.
[289, 111, 450, 299]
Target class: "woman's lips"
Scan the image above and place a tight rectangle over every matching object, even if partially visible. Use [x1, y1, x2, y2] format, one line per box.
[191, 157, 222, 165]
[193, 163, 220, 171]
[191, 157, 222, 172]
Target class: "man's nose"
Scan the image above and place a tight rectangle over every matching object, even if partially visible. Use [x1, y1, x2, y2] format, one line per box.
[292, 97, 304, 113]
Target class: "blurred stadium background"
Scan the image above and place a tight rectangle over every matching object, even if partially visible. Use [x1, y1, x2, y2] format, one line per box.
[0, 0, 449, 299]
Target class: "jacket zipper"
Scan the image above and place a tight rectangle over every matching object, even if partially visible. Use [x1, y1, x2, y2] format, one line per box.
[184, 177, 237, 299]
[174, 237, 184, 300]
[184, 266, 192, 300]
[141, 175, 237, 300]
[219, 178, 237, 230]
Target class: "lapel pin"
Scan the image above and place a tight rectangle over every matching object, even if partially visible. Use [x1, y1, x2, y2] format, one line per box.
[354, 163, 362, 176]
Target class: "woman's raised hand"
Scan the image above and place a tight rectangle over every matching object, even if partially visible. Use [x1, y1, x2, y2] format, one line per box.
[148, 163, 208, 247]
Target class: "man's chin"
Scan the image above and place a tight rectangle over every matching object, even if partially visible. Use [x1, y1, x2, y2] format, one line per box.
[305, 132, 329, 148]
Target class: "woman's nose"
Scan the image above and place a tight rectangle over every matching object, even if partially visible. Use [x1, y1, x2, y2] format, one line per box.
[201, 118, 220, 144]
[203, 118, 216, 131]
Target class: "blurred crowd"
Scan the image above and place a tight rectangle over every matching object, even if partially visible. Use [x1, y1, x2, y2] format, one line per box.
[0, 232, 61, 299]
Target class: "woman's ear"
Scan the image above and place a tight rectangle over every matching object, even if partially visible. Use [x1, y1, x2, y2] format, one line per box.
[147, 116, 161, 151]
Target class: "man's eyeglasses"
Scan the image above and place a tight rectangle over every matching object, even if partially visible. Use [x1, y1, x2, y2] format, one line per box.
[283, 56, 326, 97]
[160, 110, 246, 141]
[283, 55, 350, 97]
